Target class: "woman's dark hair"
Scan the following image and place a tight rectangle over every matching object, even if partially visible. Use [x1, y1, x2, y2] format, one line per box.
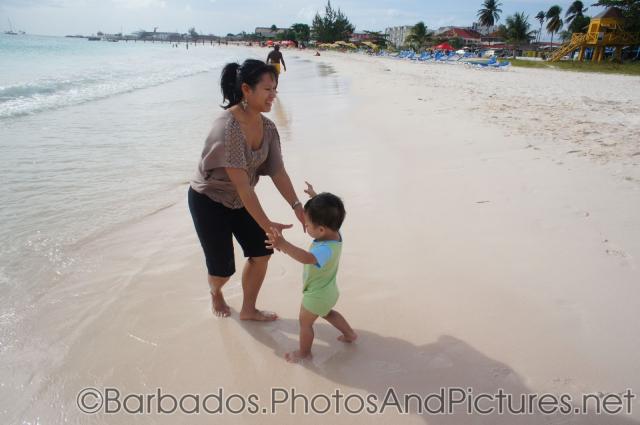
[220, 59, 278, 109]
[304, 193, 346, 231]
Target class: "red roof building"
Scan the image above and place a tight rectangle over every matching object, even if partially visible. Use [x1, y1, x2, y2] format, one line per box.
[481, 30, 505, 45]
[437, 27, 483, 46]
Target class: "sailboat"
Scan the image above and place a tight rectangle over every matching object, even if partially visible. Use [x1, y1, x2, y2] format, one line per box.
[5, 19, 18, 35]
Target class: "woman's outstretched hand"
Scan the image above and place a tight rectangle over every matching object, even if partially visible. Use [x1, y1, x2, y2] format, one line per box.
[304, 181, 317, 198]
[266, 221, 292, 234]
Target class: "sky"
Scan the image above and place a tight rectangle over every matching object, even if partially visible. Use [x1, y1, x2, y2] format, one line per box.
[0, 0, 605, 39]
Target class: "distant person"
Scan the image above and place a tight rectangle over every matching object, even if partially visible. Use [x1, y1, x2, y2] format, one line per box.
[266, 182, 357, 363]
[266, 45, 287, 75]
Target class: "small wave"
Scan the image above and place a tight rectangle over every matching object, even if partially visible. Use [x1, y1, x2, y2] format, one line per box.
[0, 65, 215, 119]
[0, 77, 101, 100]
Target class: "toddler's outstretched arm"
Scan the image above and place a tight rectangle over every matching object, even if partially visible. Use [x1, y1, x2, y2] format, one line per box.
[266, 228, 317, 265]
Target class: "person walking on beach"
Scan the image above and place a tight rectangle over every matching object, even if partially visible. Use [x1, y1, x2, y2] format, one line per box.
[189, 59, 305, 321]
[266, 182, 357, 362]
[266, 45, 286, 75]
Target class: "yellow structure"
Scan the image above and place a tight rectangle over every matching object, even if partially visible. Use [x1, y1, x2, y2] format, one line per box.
[549, 7, 637, 62]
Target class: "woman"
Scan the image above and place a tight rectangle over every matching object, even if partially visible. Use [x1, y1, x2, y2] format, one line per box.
[189, 59, 305, 320]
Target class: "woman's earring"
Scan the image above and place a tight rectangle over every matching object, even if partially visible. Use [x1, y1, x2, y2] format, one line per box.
[241, 99, 248, 110]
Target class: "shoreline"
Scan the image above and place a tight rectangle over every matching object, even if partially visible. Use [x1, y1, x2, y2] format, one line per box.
[3, 44, 640, 424]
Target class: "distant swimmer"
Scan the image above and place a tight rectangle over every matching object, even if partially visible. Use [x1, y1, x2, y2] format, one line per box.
[266, 45, 287, 74]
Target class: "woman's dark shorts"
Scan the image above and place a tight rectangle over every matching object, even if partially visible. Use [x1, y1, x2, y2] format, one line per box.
[188, 187, 273, 277]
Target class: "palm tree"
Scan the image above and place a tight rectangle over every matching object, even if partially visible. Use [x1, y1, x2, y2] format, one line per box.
[405, 21, 432, 51]
[505, 12, 535, 57]
[535, 11, 545, 43]
[477, 0, 503, 27]
[545, 5, 563, 47]
[559, 30, 572, 42]
[565, 1, 587, 27]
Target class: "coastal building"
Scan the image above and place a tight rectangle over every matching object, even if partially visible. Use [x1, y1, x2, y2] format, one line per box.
[471, 22, 498, 36]
[349, 32, 376, 42]
[481, 30, 505, 46]
[255, 27, 286, 38]
[436, 27, 482, 46]
[133, 30, 181, 41]
[385, 25, 413, 48]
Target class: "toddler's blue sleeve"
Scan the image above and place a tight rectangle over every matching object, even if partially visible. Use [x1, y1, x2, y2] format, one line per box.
[309, 244, 332, 268]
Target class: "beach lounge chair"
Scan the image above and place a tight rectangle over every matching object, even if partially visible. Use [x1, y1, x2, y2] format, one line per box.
[488, 60, 511, 68]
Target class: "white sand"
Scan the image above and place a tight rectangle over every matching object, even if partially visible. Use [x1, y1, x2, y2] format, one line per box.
[9, 49, 640, 424]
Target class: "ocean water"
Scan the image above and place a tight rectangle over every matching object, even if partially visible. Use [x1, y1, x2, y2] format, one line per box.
[0, 34, 350, 422]
[1, 35, 227, 330]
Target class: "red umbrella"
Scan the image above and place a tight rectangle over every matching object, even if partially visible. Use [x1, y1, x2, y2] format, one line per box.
[434, 42, 454, 50]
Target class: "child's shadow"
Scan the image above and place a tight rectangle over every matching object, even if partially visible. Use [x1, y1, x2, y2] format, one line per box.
[239, 319, 639, 425]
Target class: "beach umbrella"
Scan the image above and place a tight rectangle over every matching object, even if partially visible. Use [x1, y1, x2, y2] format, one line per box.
[434, 42, 454, 50]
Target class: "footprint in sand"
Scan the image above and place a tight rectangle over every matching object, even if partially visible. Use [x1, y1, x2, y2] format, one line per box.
[424, 354, 453, 369]
[371, 360, 404, 374]
[603, 240, 632, 268]
[491, 366, 517, 384]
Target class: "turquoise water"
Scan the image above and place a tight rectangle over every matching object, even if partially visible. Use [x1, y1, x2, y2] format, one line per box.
[0, 34, 221, 118]
[0, 36, 350, 423]
[0, 35, 234, 363]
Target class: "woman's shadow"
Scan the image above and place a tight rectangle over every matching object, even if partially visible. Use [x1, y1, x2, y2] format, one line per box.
[239, 318, 639, 425]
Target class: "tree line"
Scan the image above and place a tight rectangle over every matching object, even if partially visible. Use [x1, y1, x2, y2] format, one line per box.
[196, 0, 638, 50]
[404, 0, 638, 53]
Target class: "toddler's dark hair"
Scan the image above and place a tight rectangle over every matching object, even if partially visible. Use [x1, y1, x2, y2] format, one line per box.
[304, 193, 345, 231]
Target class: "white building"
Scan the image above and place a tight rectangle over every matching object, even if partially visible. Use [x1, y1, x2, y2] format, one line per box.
[385, 25, 413, 48]
[471, 22, 498, 36]
[255, 27, 286, 38]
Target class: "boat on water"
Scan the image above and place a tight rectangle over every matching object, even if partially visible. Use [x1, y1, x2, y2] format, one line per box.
[4, 19, 18, 35]
[87, 36, 101, 41]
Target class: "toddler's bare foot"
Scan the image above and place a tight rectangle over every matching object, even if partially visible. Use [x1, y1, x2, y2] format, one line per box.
[211, 291, 231, 318]
[337, 332, 357, 343]
[239, 309, 278, 322]
[285, 350, 312, 363]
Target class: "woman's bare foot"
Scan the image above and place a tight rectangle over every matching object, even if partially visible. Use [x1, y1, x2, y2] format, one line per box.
[239, 309, 278, 322]
[285, 350, 311, 363]
[337, 332, 357, 343]
[211, 291, 231, 317]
